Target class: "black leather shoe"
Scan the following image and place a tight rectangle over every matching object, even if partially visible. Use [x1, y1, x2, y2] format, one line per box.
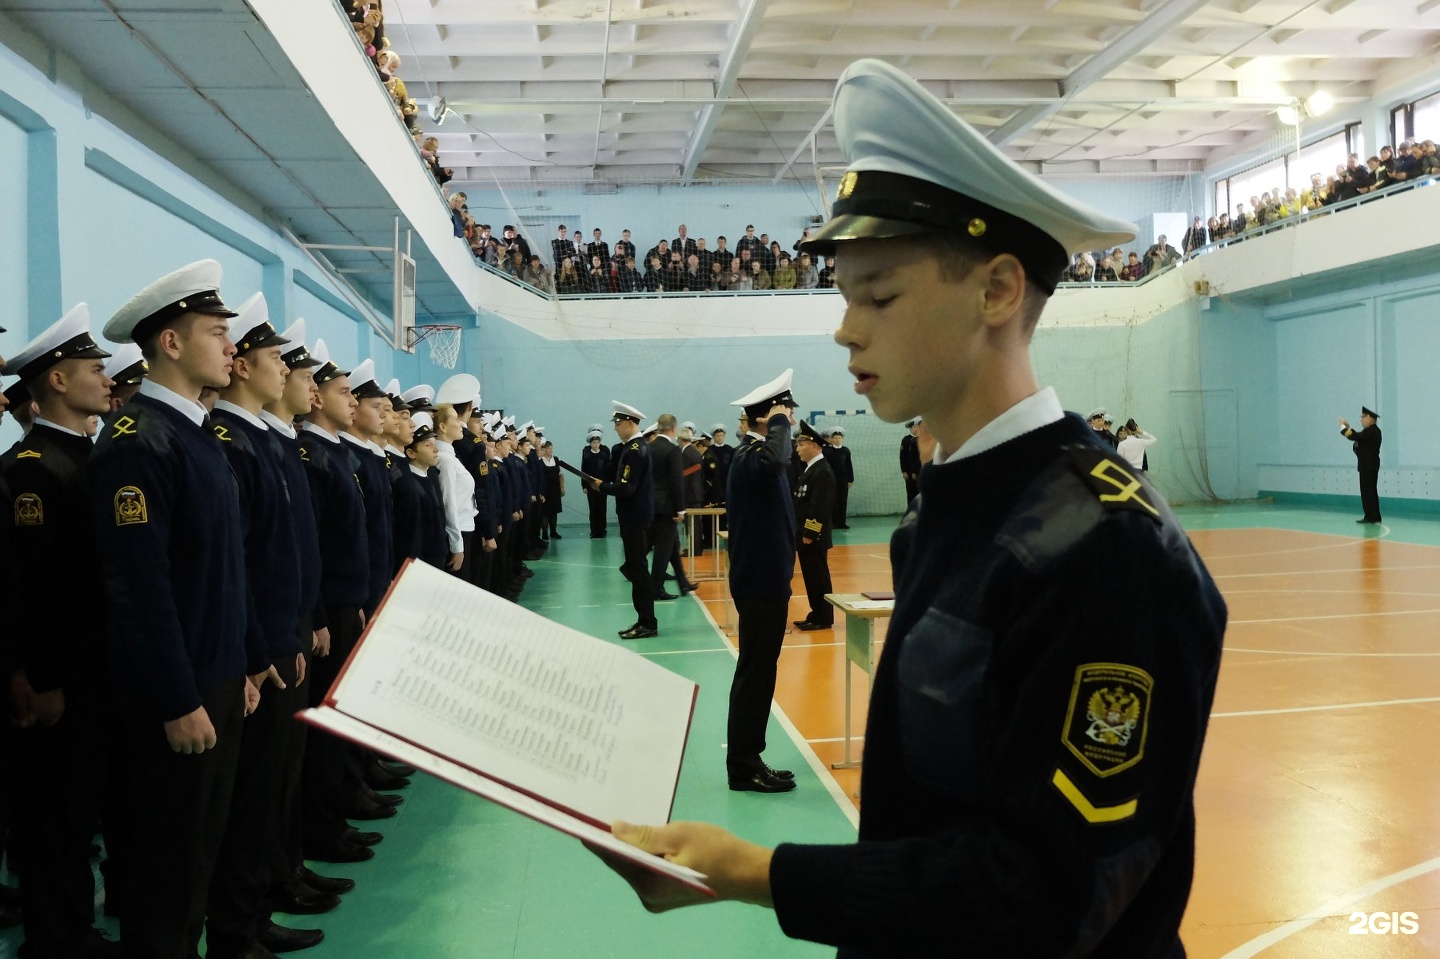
[344, 795, 397, 820]
[259, 920, 325, 953]
[728, 769, 797, 793]
[361, 785, 404, 808]
[764, 763, 795, 780]
[679, 582, 698, 594]
[378, 760, 417, 778]
[270, 880, 340, 916]
[305, 839, 375, 864]
[655, 591, 678, 601]
[343, 826, 384, 847]
[296, 866, 354, 895]
[619, 624, 658, 640]
[364, 761, 410, 790]
[551, 531, 562, 539]
[794, 620, 831, 632]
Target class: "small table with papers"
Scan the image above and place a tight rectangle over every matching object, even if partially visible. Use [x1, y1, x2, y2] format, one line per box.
[824, 592, 893, 769]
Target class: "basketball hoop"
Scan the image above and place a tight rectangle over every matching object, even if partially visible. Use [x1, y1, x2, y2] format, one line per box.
[407, 325, 462, 370]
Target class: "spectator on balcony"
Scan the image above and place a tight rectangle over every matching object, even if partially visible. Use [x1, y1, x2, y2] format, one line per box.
[482, 236, 501, 268]
[588, 254, 612, 294]
[616, 257, 643, 293]
[708, 260, 726, 291]
[1144, 235, 1179, 273]
[672, 225, 697, 259]
[524, 255, 555, 294]
[713, 235, 731, 268]
[817, 256, 836, 289]
[663, 251, 687, 292]
[1182, 217, 1207, 253]
[1067, 251, 1094, 283]
[772, 253, 797, 290]
[682, 255, 705, 291]
[762, 239, 783, 274]
[1094, 255, 1119, 283]
[449, 192, 466, 238]
[504, 248, 527, 281]
[586, 228, 610, 268]
[1206, 215, 1221, 240]
[552, 225, 577, 267]
[556, 258, 584, 295]
[1360, 156, 1387, 193]
[1120, 252, 1146, 282]
[695, 238, 714, 274]
[502, 225, 531, 263]
[734, 225, 762, 259]
[1393, 142, 1420, 183]
[1419, 140, 1440, 177]
[727, 258, 752, 291]
[643, 254, 666, 292]
[643, 238, 668, 265]
[1232, 203, 1248, 234]
[1216, 212, 1232, 238]
[420, 136, 452, 186]
[796, 252, 818, 289]
[614, 229, 636, 264]
[750, 260, 773, 291]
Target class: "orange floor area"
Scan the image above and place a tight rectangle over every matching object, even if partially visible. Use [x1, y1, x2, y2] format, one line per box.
[695, 525, 1440, 957]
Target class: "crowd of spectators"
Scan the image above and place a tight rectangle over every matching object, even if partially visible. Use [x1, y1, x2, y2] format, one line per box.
[347, 1, 428, 137]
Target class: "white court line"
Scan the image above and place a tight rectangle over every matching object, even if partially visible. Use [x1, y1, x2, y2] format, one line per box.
[1226, 646, 1440, 658]
[805, 735, 866, 745]
[1214, 563, 1440, 580]
[1202, 525, 1391, 561]
[1218, 856, 1440, 958]
[1212, 695, 1440, 718]
[1229, 608, 1440, 625]
[693, 593, 860, 830]
[638, 647, 733, 656]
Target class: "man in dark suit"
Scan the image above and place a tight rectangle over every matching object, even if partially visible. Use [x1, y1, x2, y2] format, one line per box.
[591, 402, 657, 639]
[647, 414, 692, 600]
[899, 418, 922, 505]
[671, 225, 698, 260]
[792, 421, 835, 631]
[1339, 406, 1383, 523]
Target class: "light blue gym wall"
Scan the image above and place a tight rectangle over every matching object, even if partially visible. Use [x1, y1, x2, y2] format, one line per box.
[0, 38, 454, 452]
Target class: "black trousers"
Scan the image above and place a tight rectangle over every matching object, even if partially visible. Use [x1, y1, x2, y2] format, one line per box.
[649, 514, 681, 596]
[727, 597, 789, 774]
[489, 525, 512, 593]
[469, 528, 495, 594]
[586, 491, 608, 537]
[269, 630, 313, 890]
[1359, 468, 1381, 521]
[209, 652, 302, 956]
[904, 477, 919, 508]
[118, 678, 245, 959]
[14, 686, 116, 955]
[619, 522, 657, 629]
[302, 607, 362, 850]
[452, 529, 474, 581]
[832, 483, 850, 528]
[798, 543, 834, 626]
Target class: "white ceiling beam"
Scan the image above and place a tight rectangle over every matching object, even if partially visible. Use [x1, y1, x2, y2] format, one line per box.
[771, 104, 832, 183]
[988, 0, 1214, 146]
[681, 0, 769, 183]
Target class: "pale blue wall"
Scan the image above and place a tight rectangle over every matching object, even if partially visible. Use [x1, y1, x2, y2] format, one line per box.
[0, 116, 27, 329]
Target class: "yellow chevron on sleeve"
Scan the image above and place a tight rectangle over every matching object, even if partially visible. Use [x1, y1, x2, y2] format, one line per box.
[804, 519, 824, 533]
[1051, 769, 1137, 824]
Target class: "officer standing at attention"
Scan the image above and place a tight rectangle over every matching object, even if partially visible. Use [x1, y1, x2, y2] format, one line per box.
[580, 424, 611, 538]
[91, 259, 251, 959]
[589, 402, 656, 639]
[1339, 406, 1382, 524]
[791, 420, 836, 632]
[898, 418, 921, 505]
[600, 59, 1227, 958]
[722, 369, 799, 794]
[2, 304, 120, 959]
[823, 427, 854, 529]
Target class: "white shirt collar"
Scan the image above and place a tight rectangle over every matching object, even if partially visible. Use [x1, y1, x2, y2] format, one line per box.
[802, 451, 825, 468]
[660, 433, 678, 445]
[385, 444, 405, 457]
[300, 421, 341, 443]
[213, 400, 267, 430]
[409, 464, 428, 478]
[139, 378, 206, 426]
[32, 417, 90, 438]
[259, 409, 296, 438]
[934, 387, 1065, 465]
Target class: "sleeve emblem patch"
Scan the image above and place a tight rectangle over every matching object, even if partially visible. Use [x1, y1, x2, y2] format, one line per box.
[111, 415, 138, 439]
[14, 493, 43, 526]
[114, 486, 148, 525]
[213, 424, 231, 443]
[479, 462, 489, 476]
[1061, 662, 1152, 777]
[16, 450, 41, 460]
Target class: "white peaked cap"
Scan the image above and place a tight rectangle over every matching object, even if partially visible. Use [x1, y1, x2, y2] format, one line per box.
[436, 373, 480, 406]
[384, 378, 402, 396]
[401, 384, 435, 404]
[5, 304, 110, 383]
[349, 358, 379, 390]
[731, 368, 795, 408]
[410, 411, 434, 432]
[641, 422, 658, 436]
[611, 400, 645, 422]
[104, 258, 237, 344]
[227, 292, 289, 355]
[103, 342, 147, 383]
[488, 422, 507, 441]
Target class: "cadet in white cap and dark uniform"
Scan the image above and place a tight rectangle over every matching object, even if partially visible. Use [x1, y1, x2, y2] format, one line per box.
[580, 424, 611, 538]
[603, 60, 1226, 958]
[720, 369, 798, 793]
[89, 259, 251, 959]
[589, 402, 657, 639]
[343, 359, 396, 618]
[103, 342, 148, 413]
[1, 304, 120, 959]
[392, 412, 449, 570]
[791, 420, 836, 632]
[824, 427, 854, 530]
[899, 418, 922, 505]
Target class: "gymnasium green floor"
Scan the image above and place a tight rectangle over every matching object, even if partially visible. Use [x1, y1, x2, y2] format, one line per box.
[2, 498, 1436, 958]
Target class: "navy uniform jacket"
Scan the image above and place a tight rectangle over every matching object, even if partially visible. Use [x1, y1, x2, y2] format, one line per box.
[3, 424, 109, 695]
[600, 436, 654, 527]
[90, 391, 248, 722]
[726, 417, 795, 601]
[793, 455, 835, 549]
[346, 436, 394, 610]
[829, 445, 854, 485]
[212, 406, 303, 665]
[898, 433, 921, 476]
[298, 424, 370, 610]
[649, 436, 684, 517]
[580, 444, 611, 486]
[710, 443, 734, 504]
[1342, 423, 1381, 472]
[455, 427, 497, 538]
[0, 470, 14, 683]
[770, 415, 1226, 957]
[261, 411, 324, 631]
[393, 465, 448, 569]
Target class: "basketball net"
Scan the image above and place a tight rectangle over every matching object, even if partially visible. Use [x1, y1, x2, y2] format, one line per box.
[411, 325, 462, 369]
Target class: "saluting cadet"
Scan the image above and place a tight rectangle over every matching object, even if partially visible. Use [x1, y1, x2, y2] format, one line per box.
[825, 427, 854, 529]
[605, 59, 1226, 957]
[394, 411, 449, 569]
[205, 293, 323, 958]
[297, 341, 378, 863]
[2, 304, 121, 959]
[580, 425, 611, 538]
[256, 322, 356, 919]
[90, 259, 249, 959]
[589, 402, 656, 639]
[1339, 406, 1382, 523]
[720, 369, 798, 794]
[343, 359, 396, 614]
[792, 420, 836, 631]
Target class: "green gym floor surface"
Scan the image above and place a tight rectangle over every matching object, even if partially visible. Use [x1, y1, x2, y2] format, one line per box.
[2, 498, 1436, 958]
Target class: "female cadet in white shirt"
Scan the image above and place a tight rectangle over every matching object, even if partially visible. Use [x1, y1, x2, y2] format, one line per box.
[433, 403, 476, 577]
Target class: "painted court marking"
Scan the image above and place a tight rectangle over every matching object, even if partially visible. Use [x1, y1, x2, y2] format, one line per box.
[1211, 695, 1440, 719]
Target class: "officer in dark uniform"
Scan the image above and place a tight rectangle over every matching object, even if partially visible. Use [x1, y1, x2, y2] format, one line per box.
[205, 293, 325, 958]
[792, 420, 836, 632]
[590, 402, 656, 639]
[899, 418, 921, 505]
[602, 60, 1227, 958]
[723, 369, 799, 794]
[2, 304, 120, 959]
[580, 425, 611, 538]
[91, 259, 251, 959]
[825, 427, 854, 529]
[646, 414, 687, 601]
[1339, 407, 1382, 523]
[1087, 407, 1118, 449]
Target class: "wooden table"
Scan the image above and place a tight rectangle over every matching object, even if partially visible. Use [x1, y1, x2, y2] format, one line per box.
[824, 592, 893, 769]
[684, 507, 727, 583]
